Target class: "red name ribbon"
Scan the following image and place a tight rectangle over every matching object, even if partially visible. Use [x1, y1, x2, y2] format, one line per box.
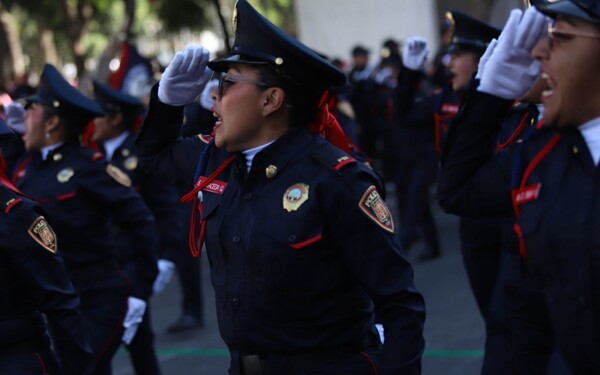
[513, 183, 541, 205]
[196, 177, 227, 195]
[440, 104, 460, 114]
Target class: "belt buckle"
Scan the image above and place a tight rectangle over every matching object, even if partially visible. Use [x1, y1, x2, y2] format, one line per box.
[241, 354, 264, 375]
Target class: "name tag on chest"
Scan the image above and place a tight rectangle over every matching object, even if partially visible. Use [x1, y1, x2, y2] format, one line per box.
[196, 177, 227, 195]
[514, 183, 541, 205]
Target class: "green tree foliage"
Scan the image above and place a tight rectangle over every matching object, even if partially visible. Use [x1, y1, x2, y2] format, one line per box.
[154, 0, 212, 32]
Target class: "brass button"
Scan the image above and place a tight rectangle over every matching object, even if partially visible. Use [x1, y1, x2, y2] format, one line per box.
[265, 165, 278, 178]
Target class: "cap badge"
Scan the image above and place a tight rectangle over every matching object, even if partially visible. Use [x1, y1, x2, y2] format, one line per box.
[266, 165, 278, 178]
[283, 183, 309, 212]
[124, 156, 138, 170]
[359, 185, 395, 233]
[57, 167, 74, 183]
[28, 216, 58, 254]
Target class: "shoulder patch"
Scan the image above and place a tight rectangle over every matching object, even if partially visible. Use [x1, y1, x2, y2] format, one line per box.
[106, 164, 132, 187]
[28, 216, 58, 254]
[359, 185, 395, 234]
[198, 134, 214, 144]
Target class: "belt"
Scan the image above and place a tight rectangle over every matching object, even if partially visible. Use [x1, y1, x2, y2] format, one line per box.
[236, 333, 377, 375]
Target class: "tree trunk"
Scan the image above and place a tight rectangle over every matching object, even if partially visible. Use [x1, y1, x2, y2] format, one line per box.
[39, 29, 59, 67]
[59, 0, 93, 78]
[212, 0, 231, 53]
[95, 0, 137, 83]
[0, 7, 25, 79]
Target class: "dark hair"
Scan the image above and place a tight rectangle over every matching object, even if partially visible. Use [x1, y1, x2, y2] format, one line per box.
[42, 105, 84, 143]
[254, 64, 323, 128]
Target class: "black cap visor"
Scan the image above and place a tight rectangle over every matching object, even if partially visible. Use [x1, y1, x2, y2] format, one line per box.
[537, 0, 600, 23]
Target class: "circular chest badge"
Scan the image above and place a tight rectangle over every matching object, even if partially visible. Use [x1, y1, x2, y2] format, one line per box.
[283, 183, 309, 212]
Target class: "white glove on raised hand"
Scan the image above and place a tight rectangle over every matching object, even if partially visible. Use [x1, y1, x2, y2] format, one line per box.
[122, 297, 147, 344]
[402, 36, 430, 71]
[152, 259, 176, 296]
[5, 102, 26, 134]
[477, 7, 547, 100]
[158, 45, 213, 106]
[475, 39, 497, 80]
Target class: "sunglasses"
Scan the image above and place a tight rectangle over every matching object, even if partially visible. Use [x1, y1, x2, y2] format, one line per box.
[218, 73, 271, 97]
[547, 23, 600, 47]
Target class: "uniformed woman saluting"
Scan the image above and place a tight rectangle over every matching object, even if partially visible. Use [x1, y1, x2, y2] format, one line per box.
[14, 64, 158, 375]
[137, 1, 425, 374]
[438, 2, 600, 373]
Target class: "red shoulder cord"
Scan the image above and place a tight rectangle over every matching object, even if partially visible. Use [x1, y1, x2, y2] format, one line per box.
[308, 92, 353, 154]
[433, 112, 456, 154]
[511, 131, 560, 259]
[0, 152, 24, 195]
[496, 111, 531, 152]
[180, 155, 235, 257]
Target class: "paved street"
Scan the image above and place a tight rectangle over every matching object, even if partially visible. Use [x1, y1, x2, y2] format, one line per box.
[113, 194, 485, 374]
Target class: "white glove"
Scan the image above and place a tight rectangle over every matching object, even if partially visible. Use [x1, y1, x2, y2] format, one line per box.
[6, 102, 25, 134]
[152, 259, 176, 296]
[477, 8, 547, 100]
[402, 36, 430, 71]
[158, 45, 213, 106]
[122, 297, 147, 344]
[374, 67, 397, 89]
[199, 79, 219, 111]
[475, 39, 497, 80]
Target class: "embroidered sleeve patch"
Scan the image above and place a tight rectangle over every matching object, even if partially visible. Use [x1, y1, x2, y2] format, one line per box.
[106, 164, 132, 187]
[28, 216, 58, 254]
[359, 185, 395, 234]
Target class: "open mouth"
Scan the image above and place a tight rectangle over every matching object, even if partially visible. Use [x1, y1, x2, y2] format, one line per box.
[213, 112, 222, 130]
[540, 72, 555, 102]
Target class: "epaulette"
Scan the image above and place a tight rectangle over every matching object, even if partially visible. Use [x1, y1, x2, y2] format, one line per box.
[198, 134, 214, 144]
[76, 146, 105, 162]
[310, 143, 358, 173]
[0, 186, 23, 215]
[92, 152, 105, 161]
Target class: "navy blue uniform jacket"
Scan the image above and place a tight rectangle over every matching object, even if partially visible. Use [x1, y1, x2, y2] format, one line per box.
[137, 85, 425, 374]
[438, 89, 600, 373]
[13, 142, 158, 299]
[0, 185, 93, 374]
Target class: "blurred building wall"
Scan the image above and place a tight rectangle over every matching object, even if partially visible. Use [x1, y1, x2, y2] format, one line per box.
[294, 0, 439, 66]
[294, 0, 525, 67]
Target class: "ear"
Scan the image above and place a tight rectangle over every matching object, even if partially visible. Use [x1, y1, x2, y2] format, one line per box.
[44, 114, 61, 134]
[261, 87, 286, 116]
[110, 112, 124, 128]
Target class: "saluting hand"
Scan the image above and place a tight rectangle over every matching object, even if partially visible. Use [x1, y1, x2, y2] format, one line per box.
[477, 7, 547, 100]
[158, 45, 213, 106]
[402, 36, 429, 71]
